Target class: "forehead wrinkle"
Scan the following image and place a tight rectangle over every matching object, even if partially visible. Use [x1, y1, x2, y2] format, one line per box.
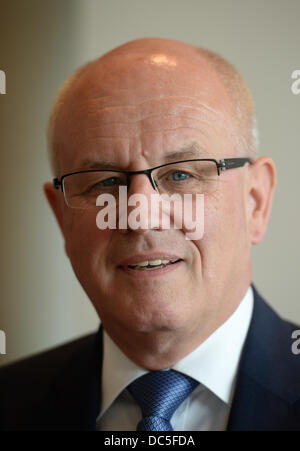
[82, 115, 214, 132]
[74, 108, 225, 141]
[86, 112, 217, 127]
[88, 94, 224, 110]
[77, 95, 225, 121]
[77, 126, 213, 140]
[64, 96, 229, 147]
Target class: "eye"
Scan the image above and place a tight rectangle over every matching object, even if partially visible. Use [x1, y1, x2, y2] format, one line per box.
[83, 176, 123, 195]
[100, 177, 123, 187]
[170, 171, 190, 181]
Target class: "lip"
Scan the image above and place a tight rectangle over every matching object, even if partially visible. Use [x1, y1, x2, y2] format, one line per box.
[119, 258, 183, 278]
[118, 253, 183, 267]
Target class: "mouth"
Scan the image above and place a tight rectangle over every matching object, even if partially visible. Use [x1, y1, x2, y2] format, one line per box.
[118, 254, 183, 275]
[127, 258, 181, 271]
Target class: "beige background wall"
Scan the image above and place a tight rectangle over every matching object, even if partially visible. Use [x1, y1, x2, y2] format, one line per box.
[0, 0, 299, 366]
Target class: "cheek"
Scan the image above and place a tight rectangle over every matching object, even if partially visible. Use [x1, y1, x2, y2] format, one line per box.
[191, 178, 248, 267]
[63, 210, 112, 272]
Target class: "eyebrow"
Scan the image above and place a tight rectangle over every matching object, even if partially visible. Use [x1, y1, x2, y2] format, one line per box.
[79, 144, 206, 171]
[162, 145, 206, 163]
[80, 159, 120, 170]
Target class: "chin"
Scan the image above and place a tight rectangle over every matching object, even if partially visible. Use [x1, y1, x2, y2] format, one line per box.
[125, 304, 193, 334]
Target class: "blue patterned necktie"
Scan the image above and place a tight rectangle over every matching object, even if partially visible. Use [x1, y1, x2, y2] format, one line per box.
[127, 370, 199, 431]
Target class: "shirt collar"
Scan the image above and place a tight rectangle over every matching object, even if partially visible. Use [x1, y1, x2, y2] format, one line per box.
[100, 285, 254, 416]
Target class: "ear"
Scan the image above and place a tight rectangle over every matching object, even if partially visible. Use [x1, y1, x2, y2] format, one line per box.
[247, 156, 277, 245]
[43, 182, 69, 256]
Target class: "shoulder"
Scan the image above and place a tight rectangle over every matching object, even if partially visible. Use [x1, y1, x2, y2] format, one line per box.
[228, 285, 300, 430]
[249, 284, 300, 387]
[251, 284, 300, 351]
[0, 332, 97, 385]
[0, 331, 99, 430]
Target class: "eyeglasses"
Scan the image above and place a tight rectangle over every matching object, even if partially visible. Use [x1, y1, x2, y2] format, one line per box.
[53, 157, 252, 209]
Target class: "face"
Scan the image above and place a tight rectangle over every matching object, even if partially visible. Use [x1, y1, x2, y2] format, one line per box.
[47, 41, 254, 351]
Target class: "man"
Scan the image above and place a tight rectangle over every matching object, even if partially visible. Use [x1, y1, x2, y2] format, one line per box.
[0, 38, 299, 431]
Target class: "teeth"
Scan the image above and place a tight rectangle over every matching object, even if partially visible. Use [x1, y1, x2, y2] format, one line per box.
[149, 259, 164, 266]
[132, 261, 149, 267]
[128, 258, 177, 270]
[130, 259, 171, 267]
[135, 264, 165, 271]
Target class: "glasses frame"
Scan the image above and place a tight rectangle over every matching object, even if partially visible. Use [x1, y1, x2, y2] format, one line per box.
[53, 157, 252, 202]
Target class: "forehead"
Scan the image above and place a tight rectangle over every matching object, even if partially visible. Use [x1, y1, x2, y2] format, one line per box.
[54, 51, 235, 173]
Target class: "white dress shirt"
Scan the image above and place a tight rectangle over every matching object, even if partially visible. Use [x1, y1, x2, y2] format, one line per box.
[96, 286, 254, 431]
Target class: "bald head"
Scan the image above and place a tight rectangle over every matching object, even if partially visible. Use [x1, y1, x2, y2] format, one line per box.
[47, 38, 258, 176]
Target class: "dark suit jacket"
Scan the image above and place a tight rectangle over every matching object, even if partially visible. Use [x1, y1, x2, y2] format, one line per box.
[0, 285, 300, 430]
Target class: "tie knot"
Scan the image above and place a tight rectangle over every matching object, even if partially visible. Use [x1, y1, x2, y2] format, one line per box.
[128, 370, 198, 431]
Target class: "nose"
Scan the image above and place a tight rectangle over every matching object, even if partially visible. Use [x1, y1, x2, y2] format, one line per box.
[127, 173, 158, 197]
[118, 173, 161, 234]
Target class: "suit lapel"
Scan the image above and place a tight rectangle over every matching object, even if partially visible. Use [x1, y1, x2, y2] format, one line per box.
[227, 285, 300, 430]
